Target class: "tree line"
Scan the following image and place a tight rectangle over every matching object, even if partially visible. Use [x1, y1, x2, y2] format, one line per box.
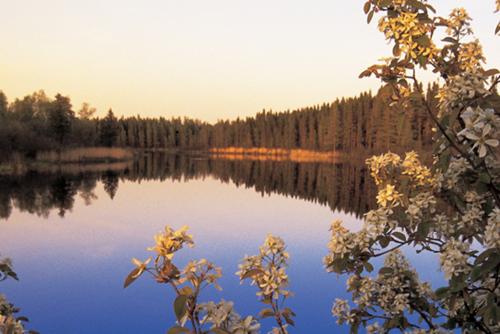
[0, 84, 440, 158]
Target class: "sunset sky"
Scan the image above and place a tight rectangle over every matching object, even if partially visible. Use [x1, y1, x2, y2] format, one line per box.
[1, 0, 498, 121]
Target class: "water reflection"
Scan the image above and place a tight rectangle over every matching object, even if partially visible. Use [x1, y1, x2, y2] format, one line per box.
[0, 154, 444, 334]
[0, 153, 377, 220]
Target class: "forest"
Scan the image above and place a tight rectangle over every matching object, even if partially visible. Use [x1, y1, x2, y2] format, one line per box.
[0, 83, 440, 158]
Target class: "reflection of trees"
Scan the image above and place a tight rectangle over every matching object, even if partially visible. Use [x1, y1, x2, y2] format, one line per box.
[0, 153, 377, 220]
[49, 176, 78, 217]
[102, 171, 119, 199]
[80, 177, 97, 205]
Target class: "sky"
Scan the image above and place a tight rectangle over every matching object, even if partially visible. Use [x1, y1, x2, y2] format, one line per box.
[1, 0, 498, 121]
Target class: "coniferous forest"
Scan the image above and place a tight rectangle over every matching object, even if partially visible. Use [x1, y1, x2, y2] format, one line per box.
[0, 83, 440, 158]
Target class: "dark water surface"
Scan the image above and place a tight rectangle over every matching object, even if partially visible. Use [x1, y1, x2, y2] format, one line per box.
[0, 154, 443, 333]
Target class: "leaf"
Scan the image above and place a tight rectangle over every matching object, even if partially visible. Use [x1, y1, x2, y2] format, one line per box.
[179, 286, 193, 296]
[167, 326, 190, 334]
[474, 249, 496, 265]
[359, 69, 372, 78]
[379, 0, 392, 7]
[416, 35, 431, 47]
[483, 68, 499, 77]
[123, 267, 141, 288]
[425, 3, 436, 13]
[392, 43, 401, 57]
[478, 173, 491, 184]
[367, 10, 374, 24]
[442, 37, 457, 44]
[379, 267, 394, 275]
[392, 232, 406, 242]
[173, 295, 188, 322]
[283, 307, 296, 317]
[435, 287, 449, 299]
[241, 268, 264, 280]
[364, 262, 374, 273]
[259, 308, 275, 319]
[363, 1, 371, 14]
[379, 236, 390, 248]
[283, 313, 295, 326]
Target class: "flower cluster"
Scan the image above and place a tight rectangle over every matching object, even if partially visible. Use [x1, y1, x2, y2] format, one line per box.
[198, 300, 260, 334]
[378, 11, 436, 61]
[484, 208, 500, 248]
[440, 239, 471, 279]
[238, 235, 291, 300]
[0, 313, 25, 334]
[180, 258, 222, 290]
[445, 8, 472, 37]
[333, 250, 436, 330]
[148, 225, 194, 259]
[457, 40, 485, 71]
[458, 106, 499, 158]
[437, 70, 489, 113]
[237, 235, 294, 334]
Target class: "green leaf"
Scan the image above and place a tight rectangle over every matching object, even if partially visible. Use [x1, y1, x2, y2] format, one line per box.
[475, 249, 497, 265]
[167, 326, 190, 334]
[364, 262, 374, 273]
[379, 267, 394, 275]
[478, 173, 491, 184]
[416, 35, 431, 47]
[442, 37, 457, 44]
[123, 267, 141, 288]
[435, 287, 449, 299]
[392, 232, 406, 242]
[174, 295, 188, 322]
[379, 236, 390, 248]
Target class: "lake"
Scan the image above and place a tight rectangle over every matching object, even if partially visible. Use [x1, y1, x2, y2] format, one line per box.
[0, 153, 444, 333]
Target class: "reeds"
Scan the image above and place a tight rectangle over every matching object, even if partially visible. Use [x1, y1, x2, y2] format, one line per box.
[36, 147, 134, 163]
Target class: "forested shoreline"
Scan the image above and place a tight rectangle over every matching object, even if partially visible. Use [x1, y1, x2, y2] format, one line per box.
[0, 84, 440, 160]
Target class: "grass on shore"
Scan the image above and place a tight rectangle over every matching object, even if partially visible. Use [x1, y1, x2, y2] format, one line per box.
[36, 147, 135, 163]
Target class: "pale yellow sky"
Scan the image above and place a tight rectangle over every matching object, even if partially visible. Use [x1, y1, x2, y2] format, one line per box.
[1, 0, 498, 121]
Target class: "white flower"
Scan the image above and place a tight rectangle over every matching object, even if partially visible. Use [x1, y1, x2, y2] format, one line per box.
[440, 239, 471, 279]
[484, 208, 500, 248]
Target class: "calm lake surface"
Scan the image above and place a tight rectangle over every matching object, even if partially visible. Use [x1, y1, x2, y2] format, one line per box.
[0, 153, 444, 333]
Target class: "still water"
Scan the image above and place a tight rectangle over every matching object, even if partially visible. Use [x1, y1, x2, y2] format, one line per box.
[0, 154, 443, 333]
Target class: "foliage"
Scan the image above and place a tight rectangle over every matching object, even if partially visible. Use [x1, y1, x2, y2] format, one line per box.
[0, 256, 37, 334]
[325, 0, 500, 333]
[124, 226, 294, 334]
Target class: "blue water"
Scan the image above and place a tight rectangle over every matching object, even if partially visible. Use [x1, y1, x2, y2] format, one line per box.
[0, 173, 445, 333]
